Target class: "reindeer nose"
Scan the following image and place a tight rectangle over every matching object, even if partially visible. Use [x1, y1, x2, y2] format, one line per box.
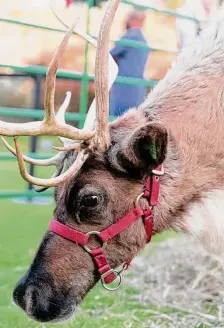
[13, 275, 61, 322]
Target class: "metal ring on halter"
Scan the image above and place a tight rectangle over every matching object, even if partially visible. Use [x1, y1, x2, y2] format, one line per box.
[101, 269, 123, 291]
[135, 192, 153, 210]
[83, 231, 107, 253]
[135, 192, 144, 207]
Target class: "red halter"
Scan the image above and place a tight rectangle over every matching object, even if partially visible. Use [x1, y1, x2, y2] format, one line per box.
[49, 165, 164, 291]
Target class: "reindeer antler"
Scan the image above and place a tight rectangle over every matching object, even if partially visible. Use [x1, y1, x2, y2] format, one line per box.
[1, 0, 119, 188]
[95, 0, 119, 151]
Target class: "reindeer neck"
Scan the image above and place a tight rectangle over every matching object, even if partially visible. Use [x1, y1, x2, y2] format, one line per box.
[144, 72, 224, 231]
[140, 20, 224, 233]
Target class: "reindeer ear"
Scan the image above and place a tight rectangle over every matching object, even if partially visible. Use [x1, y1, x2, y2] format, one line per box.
[122, 123, 168, 171]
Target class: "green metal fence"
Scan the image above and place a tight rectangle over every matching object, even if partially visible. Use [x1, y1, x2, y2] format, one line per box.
[0, 0, 198, 200]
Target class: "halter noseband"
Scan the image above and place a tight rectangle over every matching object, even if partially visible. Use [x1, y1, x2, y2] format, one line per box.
[49, 165, 164, 291]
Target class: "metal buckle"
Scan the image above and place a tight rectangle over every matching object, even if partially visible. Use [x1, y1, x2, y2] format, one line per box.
[101, 269, 123, 291]
[83, 231, 107, 253]
[152, 165, 164, 176]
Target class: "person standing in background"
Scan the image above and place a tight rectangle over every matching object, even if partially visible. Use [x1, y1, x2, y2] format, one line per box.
[109, 10, 150, 117]
[175, 0, 219, 50]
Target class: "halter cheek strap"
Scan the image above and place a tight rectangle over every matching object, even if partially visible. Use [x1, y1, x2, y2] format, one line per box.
[49, 165, 163, 291]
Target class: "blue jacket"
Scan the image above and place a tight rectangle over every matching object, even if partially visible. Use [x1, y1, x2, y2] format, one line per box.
[110, 28, 150, 116]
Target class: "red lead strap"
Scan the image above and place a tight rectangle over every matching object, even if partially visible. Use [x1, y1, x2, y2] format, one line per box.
[49, 165, 163, 290]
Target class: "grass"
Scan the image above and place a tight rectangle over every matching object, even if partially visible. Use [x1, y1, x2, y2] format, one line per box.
[0, 137, 175, 328]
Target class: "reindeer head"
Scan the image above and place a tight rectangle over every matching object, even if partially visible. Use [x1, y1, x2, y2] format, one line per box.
[1, 0, 170, 322]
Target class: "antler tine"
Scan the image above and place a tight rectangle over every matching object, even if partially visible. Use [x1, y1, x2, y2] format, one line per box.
[56, 91, 72, 125]
[1, 136, 65, 166]
[95, 0, 120, 151]
[1, 91, 70, 190]
[14, 137, 88, 187]
[34, 159, 65, 192]
[44, 22, 77, 124]
[56, 91, 79, 150]
[0, 92, 71, 166]
[50, 0, 96, 48]
[50, 1, 119, 133]
[2, 135, 67, 191]
[0, 22, 94, 141]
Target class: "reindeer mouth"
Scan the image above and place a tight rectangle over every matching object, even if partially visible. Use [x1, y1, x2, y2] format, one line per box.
[13, 276, 77, 323]
[27, 302, 77, 323]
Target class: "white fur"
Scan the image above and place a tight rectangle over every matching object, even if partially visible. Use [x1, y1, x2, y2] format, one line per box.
[185, 189, 224, 255]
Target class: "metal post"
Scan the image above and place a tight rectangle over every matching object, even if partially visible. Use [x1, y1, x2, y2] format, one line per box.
[78, 0, 94, 128]
[28, 74, 42, 194]
[13, 73, 51, 205]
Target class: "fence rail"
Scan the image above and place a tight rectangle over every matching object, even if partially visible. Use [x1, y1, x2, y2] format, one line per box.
[0, 191, 54, 199]
[0, 106, 86, 120]
[0, 64, 158, 87]
[0, 152, 57, 160]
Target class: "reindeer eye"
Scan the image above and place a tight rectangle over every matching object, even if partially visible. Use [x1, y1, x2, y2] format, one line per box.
[80, 195, 99, 208]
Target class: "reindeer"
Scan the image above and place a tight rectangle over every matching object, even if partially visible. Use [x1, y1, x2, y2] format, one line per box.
[1, 0, 224, 323]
